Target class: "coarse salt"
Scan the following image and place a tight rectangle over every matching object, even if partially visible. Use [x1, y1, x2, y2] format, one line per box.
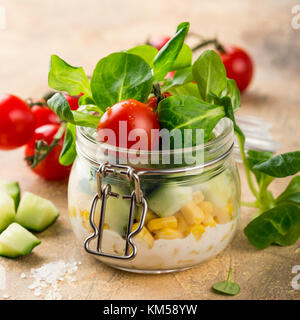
[26, 260, 80, 300]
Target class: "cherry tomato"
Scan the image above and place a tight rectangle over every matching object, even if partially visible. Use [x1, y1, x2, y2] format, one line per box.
[218, 46, 254, 92]
[97, 99, 160, 150]
[148, 36, 171, 50]
[31, 105, 59, 128]
[63, 93, 82, 110]
[24, 124, 71, 180]
[0, 94, 35, 150]
[146, 92, 172, 110]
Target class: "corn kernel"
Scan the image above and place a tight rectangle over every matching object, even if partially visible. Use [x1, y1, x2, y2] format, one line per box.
[136, 208, 159, 224]
[80, 209, 109, 231]
[154, 228, 182, 240]
[213, 206, 231, 224]
[132, 223, 154, 248]
[214, 216, 220, 224]
[80, 209, 90, 221]
[199, 201, 213, 215]
[192, 191, 204, 204]
[175, 212, 189, 234]
[181, 202, 204, 225]
[202, 210, 216, 227]
[69, 206, 77, 218]
[103, 223, 109, 230]
[226, 200, 234, 217]
[147, 216, 177, 232]
[185, 224, 206, 241]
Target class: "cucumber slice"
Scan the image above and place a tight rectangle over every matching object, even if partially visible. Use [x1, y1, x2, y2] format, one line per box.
[0, 223, 41, 258]
[202, 170, 234, 208]
[16, 192, 59, 232]
[0, 180, 20, 210]
[148, 183, 193, 217]
[0, 192, 15, 232]
[101, 185, 133, 235]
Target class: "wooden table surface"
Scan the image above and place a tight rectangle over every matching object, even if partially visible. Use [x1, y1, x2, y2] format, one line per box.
[0, 0, 299, 300]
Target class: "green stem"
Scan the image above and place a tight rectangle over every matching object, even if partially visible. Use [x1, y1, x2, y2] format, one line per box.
[191, 38, 226, 53]
[227, 268, 232, 281]
[152, 83, 163, 112]
[237, 134, 259, 198]
[241, 201, 259, 208]
[28, 122, 67, 168]
[257, 177, 275, 212]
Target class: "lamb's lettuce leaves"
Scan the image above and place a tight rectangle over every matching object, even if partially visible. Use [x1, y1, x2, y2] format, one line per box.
[276, 176, 300, 206]
[253, 151, 300, 178]
[127, 45, 158, 68]
[221, 78, 241, 112]
[48, 55, 91, 97]
[91, 52, 153, 112]
[59, 123, 77, 166]
[47, 93, 100, 128]
[158, 95, 225, 144]
[78, 95, 96, 107]
[244, 204, 300, 249]
[211, 94, 245, 143]
[247, 150, 273, 184]
[162, 67, 193, 91]
[152, 22, 190, 80]
[192, 50, 227, 101]
[172, 43, 193, 71]
[168, 82, 201, 99]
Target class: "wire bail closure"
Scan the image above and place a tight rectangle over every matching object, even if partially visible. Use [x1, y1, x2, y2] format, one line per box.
[84, 163, 147, 260]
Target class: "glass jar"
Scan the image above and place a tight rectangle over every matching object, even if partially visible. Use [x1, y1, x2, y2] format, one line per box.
[68, 118, 241, 273]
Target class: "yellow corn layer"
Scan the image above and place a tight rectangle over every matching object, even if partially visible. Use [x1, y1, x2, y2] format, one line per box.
[185, 224, 206, 241]
[192, 191, 204, 204]
[80, 209, 90, 220]
[181, 202, 204, 225]
[175, 212, 189, 234]
[80, 209, 90, 231]
[213, 206, 232, 224]
[202, 211, 216, 227]
[132, 223, 154, 248]
[80, 209, 109, 231]
[199, 201, 213, 215]
[147, 216, 178, 232]
[154, 228, 182, 240]
[136, 208, 159, 224]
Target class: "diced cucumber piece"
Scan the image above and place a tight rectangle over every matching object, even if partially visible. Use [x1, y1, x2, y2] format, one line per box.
[101, 185, 133, 235]
[0, 180, 20, 210]
[16, 192, 59, 232]
[148, 184, 193, 217]
[0, 223, 41, 258]
[0, 192, 15, 232]
[202, 170, 234, 208]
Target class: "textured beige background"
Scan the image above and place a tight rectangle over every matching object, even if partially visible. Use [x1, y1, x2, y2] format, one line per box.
[0, 0, 299, 300]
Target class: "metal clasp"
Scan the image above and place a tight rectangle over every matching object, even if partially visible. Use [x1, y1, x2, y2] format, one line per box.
[84, 163, 147, 260]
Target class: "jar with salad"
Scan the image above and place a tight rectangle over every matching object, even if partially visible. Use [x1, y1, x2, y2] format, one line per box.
[46, 22, 300, 273]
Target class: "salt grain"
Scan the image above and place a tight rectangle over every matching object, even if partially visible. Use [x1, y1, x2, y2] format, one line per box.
[27, 260, 80, 300]
[2, 293, 9, 299]
[20, 273, 26, 279]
